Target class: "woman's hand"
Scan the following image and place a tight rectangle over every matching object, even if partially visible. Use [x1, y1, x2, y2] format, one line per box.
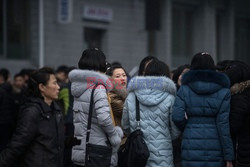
[226, 161, 233, 167]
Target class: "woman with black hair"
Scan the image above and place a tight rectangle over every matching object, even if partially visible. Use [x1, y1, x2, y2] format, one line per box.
[171, 64, 190, 167]
[106, 64, 128, 127]
[221, 61, 250, 167]
[138, 56, 157, 76]
[69, 48, 123, 167]
[172, 52, 234, 167]
[106, 64, 128, 146]
[0, 67, 65, 167]
[172, 64, 190, 90]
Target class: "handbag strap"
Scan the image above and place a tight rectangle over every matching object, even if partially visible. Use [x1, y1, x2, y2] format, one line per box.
[135, 95, 141, 129]
[86, 83, 110, 145]
[86, 83, 99, 144]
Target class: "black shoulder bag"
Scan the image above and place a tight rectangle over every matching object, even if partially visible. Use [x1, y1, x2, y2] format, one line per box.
[85, 84, 112, 167]
[118, 95, 150, 167]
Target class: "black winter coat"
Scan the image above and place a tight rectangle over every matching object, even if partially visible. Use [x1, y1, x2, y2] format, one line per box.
[0, 83, 18, 124]
[0, 83, 19, 152]
[0, 97, 65, 167]
[230, 87, 250, 165]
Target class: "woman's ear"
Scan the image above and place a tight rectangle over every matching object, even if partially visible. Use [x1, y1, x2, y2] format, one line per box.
[38, 83, 45, 93]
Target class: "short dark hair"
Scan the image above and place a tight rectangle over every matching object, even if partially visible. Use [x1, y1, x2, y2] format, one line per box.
[111, 61, 122, 66]
[190, 52, 216, 70]
[26, 67, 55, 98]
[78, 48, 107, 73]
[223, 61, 250, 86]
[216, 60, 234, 72]
[67, 66, 77, 73]
[172, 64, 190, 84]
[138, 56, 157, 76]
[106, 64, 126, 76]
[14, 73, 24, 79]
[0, 68, 10, 82]
[56, 65, 69, 73]
[19, 68, 35, 77]
[144, 59, 170, 77]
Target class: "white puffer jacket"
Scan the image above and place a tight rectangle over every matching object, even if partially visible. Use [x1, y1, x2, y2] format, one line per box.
[69, 69, 123, 167]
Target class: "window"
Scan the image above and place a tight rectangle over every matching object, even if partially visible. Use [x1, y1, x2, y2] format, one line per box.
[0, 0, 30, 59]
[84, 27, 105, 49]
[235, 16, 250, 64]
[172, 4, 194, 67]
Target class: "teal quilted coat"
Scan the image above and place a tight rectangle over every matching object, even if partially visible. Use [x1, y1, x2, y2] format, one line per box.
[172, 70, 234, 167]
[122, 76, 180, 167]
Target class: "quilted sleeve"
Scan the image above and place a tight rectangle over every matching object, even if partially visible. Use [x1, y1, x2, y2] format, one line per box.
[216, 89, 234, 161]
[172, 86, 187, 131]
[169, 106, 181, 140]
[121, 97, 130, 135]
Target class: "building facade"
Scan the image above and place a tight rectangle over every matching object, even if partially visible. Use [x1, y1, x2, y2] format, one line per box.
[0, 0, 250, 76]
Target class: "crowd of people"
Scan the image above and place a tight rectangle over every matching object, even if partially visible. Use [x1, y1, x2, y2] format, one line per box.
[0, 48, 250, 167]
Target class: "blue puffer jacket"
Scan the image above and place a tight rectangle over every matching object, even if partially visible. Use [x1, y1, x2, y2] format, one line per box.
[122, 76, 180, 167]
[172, 70, 234, 167]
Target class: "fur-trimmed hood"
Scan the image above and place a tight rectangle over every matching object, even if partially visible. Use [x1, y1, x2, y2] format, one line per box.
[231, 80, 250, 95]
[182, 70, 230, 94]
[127, 76, 176, 106]
[69, 69, 113, 97]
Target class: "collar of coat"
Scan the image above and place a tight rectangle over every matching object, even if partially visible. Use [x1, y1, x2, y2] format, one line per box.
[23, 97, 61, 114]
[69, 69, 112, 97]
[231, 80, 250, 95]
[182, 70, 230, 88]
[109, 87, 128, 100]
[127, 76, 176, 96]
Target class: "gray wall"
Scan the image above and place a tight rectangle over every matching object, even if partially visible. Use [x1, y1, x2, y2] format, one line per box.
[43, 0, 147, 73]
[1, 0, 250, 77]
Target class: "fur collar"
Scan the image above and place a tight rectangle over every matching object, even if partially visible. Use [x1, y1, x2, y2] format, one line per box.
[110, 87, 128, 100]
[127, 76, 176, 96]
[69, 69, 112, 97]
[231, 80, 250, 95]
[182, 70, 230, 88]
